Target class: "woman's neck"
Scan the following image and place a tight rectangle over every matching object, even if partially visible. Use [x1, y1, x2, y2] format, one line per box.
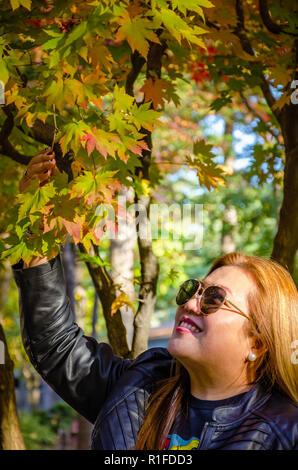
[187, 366, 253, 401]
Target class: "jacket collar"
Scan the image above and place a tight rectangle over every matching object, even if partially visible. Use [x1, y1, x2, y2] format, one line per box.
[212, 382, 271, 424]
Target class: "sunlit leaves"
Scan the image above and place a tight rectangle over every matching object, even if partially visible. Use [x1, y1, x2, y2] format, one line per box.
[140, 78, 169, 109]
[186, 140, 226, 191]
[115, 13, 161, 58]
[0, 59, 9, 85]
[153, 8, 207, 47]
[71, 169, 120, 206]
[16, 181, 56, 224]
[9, 0, 31, 11]
[1, 0, 216, 264]
[170, 0, 214, 17]
[111, 292, 135, 316]
[59, 121, 88, 155]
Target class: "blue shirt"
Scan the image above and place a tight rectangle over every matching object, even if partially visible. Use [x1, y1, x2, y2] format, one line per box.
[164, 392, 247, 450]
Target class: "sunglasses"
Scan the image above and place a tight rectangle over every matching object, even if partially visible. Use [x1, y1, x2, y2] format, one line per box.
[176, 279, 250, 320]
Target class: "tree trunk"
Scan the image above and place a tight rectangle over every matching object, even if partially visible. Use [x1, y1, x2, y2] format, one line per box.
[78, 241, 131, 358]
[109, 188, 135, 350]
[271, 102, 298, 273]
[0, 325, 26, 450]
[221, 121, 237, 254]
[131, 193, 159, 358]
[0, 261, 25, 450]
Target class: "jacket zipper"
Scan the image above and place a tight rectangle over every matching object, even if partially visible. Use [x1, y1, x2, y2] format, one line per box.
[197, 422, 214, 450]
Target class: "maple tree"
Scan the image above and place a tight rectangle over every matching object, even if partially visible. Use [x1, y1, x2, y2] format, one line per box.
[0, 0, 214, 366]
[0, 0, 296, 356]
[0, 0, 297, 450]
[0, 0, 296, 355]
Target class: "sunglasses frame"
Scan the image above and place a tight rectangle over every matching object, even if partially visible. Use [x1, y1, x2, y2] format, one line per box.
[176, 279, 250, 320]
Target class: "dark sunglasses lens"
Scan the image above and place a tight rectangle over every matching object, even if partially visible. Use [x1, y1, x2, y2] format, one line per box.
[200, 286, 226, 314]
[176, 279, 199, 305]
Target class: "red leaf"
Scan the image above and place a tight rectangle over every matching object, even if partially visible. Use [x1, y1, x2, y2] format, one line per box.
[81, 133, 96, 156]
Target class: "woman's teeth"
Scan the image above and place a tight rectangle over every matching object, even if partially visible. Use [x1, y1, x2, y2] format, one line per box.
[179, 321, 200, 333]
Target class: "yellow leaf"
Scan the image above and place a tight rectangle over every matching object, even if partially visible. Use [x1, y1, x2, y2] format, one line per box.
[10, 0, 31, 9]
[20, 0, 31, 9]
[10, 0, 19, 10]
[111, 293, 135, 316]
[115, 13, 161, 58]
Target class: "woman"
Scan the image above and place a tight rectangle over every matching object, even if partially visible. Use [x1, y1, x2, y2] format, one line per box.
[12, 149, 298, 450]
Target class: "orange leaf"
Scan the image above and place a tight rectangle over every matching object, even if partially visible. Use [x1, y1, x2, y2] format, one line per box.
[140, 78, 169, 109]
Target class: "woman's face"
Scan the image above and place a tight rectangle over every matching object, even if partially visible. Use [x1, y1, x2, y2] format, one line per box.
[167, 266, 256, 375]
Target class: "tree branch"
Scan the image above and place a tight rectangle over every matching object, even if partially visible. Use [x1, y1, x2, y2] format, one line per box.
[129, 39, 167, 357]
[233, 0, 280, 120]
[0, 106, 32, 165]
[78, 242, 130, 358]
[0, 106, 74, 180]
[240, 91, 280, 141]
[259, 0, 298, 37]
[125, 50, 146, 97]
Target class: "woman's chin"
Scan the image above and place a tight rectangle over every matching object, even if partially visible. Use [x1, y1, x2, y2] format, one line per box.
[167, 336, 192, 358]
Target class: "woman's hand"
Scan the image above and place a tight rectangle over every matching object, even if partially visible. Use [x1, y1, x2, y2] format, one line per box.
[19, 147, 58, 268]
[19, 147, 57, 194]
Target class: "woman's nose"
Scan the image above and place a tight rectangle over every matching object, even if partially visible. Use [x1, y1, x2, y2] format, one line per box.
[184, 296, 202, 314]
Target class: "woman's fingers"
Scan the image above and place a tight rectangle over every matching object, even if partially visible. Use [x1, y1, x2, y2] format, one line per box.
[27, 154, 55, 179]
[39, 170, 52, 188]
[27, 148, 52, 168]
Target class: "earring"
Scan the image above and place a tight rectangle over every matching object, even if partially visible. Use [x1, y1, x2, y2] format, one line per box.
[248, 352, 257, 362]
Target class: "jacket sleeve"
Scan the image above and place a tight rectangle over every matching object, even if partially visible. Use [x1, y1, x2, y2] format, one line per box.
[12, 253, 132, 424]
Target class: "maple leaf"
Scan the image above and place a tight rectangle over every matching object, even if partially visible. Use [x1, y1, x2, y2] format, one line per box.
[186, 140, 226, 191]
[82, 133, 99, 156]
[59, 121, 89, 155]
[81, 128, 121, 158]
[10, 0, 31, 10]
[71, 170, 120, 208]
[59, 216, 83, 244]
[122, 136, 149, 156]
[131, 102, 160, 132]
[111, 292, 135, 316]
[16, 181, 55, 223]
[115, 13, 161, 58]
[140, 78, 170, 109]
[154, 8, 207, 47]
[0, 59, 9, 85]
[170, 0, 214, 18]
[86, 43, 115, 72]
[42, 76, 65, 112]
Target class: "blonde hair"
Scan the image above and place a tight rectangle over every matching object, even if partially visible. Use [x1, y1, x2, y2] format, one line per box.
[206, 252, 298, 404]
[135, 252, 298, 450]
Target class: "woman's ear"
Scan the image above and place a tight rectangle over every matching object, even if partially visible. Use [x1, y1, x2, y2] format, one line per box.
[249, 336, 268, 361]
[254, 337, 267, 353]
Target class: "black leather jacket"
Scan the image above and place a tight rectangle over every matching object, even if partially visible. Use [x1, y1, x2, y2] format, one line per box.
[12, 254, 297, 450]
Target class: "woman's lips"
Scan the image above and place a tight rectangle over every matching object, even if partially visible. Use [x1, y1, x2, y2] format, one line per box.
[176, 316, 202, 334]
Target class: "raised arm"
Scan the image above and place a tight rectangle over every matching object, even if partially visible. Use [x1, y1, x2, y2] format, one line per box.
[12, 148, 131, 423]
[12, 254, 132, 424]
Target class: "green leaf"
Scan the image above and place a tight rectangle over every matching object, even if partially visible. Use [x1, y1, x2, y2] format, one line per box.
[156, 9, 207, 46]
[131, 102, 160, 131]
[170, 0, 214, 18]
[16, 182, 55, 223]
[76, 252, 111, 269]
[115, 14, 161, 58]
[0, 59, 9, 85]
[41, 36, 64, 51]
[63, 21, 87, 48]
[59, 121, 88, 155]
